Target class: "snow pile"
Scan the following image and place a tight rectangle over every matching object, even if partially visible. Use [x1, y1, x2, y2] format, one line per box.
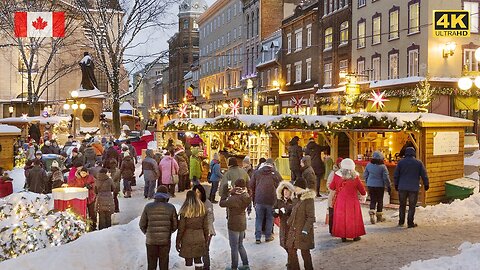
[464, 150, 480, 166]
[8, 168, 26, 193]
[402, 242, 480, 270]
[0, 192, 87, 261]
[416, 192, 480, 224]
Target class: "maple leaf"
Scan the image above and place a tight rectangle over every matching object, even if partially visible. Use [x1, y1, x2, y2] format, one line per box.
[32, 17, 48, 30]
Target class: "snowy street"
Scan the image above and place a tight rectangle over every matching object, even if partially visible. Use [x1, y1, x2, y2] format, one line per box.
[2, 165, 480, 270]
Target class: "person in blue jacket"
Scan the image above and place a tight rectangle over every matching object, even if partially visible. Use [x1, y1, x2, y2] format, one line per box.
[364, 151, 391, 224]
[393, 147, 429, 228]
[209, 153, 223, 203]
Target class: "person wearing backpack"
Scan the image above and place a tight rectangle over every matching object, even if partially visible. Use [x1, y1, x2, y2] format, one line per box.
[208, 153, 223, 203]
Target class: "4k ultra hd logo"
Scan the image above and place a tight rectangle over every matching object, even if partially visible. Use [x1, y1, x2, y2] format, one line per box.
[434, 10, 470, 37]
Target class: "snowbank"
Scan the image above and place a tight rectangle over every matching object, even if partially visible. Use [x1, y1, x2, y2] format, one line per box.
[464, 150, 480, 166]
[8, 167, 26, 193]
[402, 242, 480, 270]
[416, 193, 480, 224]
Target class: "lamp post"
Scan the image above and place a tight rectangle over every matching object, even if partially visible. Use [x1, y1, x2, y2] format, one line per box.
[8, 104, 14, 117]
[63, 91, 86, 138]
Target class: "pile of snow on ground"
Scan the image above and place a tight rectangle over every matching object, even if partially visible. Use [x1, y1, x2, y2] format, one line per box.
[402, 242, 480, 270]
[0, 192, 86, 261]
[464, 150, 480, 166]
[416, 192, 480, 224]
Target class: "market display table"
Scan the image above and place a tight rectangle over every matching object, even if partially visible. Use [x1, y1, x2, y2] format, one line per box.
[52, 187, 88, 218]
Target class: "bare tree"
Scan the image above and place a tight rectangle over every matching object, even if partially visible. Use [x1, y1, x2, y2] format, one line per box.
[73, 0, 176, 137]
[0, 0, 81, 116]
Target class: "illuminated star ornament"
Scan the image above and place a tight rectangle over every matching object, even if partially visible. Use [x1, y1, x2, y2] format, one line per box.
[368, 90, 389, 110]
[178, 104, 188, 118]
[229, 99, 241, 116]
[291, 96, 304, 114]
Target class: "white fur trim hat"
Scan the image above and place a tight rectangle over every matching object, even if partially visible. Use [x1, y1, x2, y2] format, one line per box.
[340, 158, 356, 171]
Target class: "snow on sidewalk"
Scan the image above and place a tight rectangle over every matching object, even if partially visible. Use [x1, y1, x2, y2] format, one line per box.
[402, 242, 480, 270]
[416, 193, 480, 224]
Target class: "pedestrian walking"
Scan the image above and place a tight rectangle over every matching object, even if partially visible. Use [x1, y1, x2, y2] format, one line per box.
[84, 143, 97, 168]
[109, 159, 121, 212]
[273, 181, 295, 254]
[326, 157, 343, 234]
[193, 184, 216, 270]
[140, 149, 160, 199]
[330, 158, 366, 242]
[174, 143, 190, 193]
[94, 168, 115, 229]
[26, 160, 48, 194]
[394, 147, 429, 228]
[220, 157, 249, 200]
[364, 151, 391, 224]
[176, 190, 209, 270]
[286, 178, 315, 270]
[288, 136, 303, 182]
[219, 179, 251, 270]
[208, 153, 223, 203]
[189, 148, 203, 186]
[304, 138, 326, 197]
[120, 155, 135, 198]
[300, 155, 316, 190]
[69, 167, 96, 230]
[249, 158, 282, 244]
[159, 151, 180, 197]
[139, 185, 178, 270]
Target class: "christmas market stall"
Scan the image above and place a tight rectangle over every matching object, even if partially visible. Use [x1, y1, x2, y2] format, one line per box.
[0, 124, 21, 170]
[0, 115, 70, 143]
[335, 112, 473, 206]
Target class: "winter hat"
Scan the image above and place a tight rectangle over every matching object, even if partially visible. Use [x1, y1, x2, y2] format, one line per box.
[175, 140, 183, 147]
[72, 148, 79, 153]
[213, 152, 220, 160]
[372, 151, 384, 160]
[335, 157, 343, 165]
[294, 178, 307, 189]
[123, 151, 130, 157]
[228, 157, 238, 167]
[340, 158, 356, 171]
[234, 178, 246, 188]
[243, 156, 251, 165]
[51, 160, 59, 168]
[36, 150, 42, 155]
[154, 185, 170, 199]
[265, 158, 275, 165]
[45, 140, 51, 146]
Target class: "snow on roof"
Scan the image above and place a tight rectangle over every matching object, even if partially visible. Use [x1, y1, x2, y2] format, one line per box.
[0, 124, 21, 135]
[343, 112, 473, 127]
[120, 102, 134, 111]
[102, 112, 138, 120]
[316, 86, 346, 94]
[213, 114, 278, 127]
[370, 76, 424, 88]
[76, 89, 105, 99]
[0, 115, 70, 125]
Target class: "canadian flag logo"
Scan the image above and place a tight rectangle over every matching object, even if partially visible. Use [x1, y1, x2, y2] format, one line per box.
[14, 12, 65, 38]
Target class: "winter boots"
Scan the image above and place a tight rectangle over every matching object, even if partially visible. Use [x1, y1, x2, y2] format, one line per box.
[376, 212, 386, 222]
[369, 210, 376, 224]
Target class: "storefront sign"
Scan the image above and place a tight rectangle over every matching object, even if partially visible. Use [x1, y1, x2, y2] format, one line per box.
[266, 96, 276, 104]
[433, 132, 459, 156]
[433, 11, 470, 37]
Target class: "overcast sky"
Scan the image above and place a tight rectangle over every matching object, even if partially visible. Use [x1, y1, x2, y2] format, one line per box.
[125, 0, 216, 71]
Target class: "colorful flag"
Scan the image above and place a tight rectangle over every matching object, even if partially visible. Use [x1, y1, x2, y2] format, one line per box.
[14, 12, 65, 38]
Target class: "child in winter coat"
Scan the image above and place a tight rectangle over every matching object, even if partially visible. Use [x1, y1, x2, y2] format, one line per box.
[363, 151, 391, 224]
[219, 179, 252, 270]
[273, 181, 295, 255]
[94, 168, 115, 230]
[286, 178, 316, 270]
[176, 190, 209, 270]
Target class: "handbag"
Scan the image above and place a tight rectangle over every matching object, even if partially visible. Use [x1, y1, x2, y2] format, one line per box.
[170, 159, 179, 184]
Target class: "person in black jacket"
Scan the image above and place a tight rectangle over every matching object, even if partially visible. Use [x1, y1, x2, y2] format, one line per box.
[139, 185, 178, 270]
[304, 138, 326, 197]
[288, 136, 303, 182]
[26, 160, 48, 194]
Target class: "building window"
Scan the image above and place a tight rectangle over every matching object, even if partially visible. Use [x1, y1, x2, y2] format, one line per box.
[371, 56, 381, 81]
[306, 58, 312, 81]
[183, 19, 189, 29]
[372, 14, 381, 44]
[233, 28, 237, 40]
[324, 63, 333, 86]
[357, 60, 365, 82]
[389, 8, 399, 40]
[464, 2, 479, 33]
[267, 69, 271, 86]
[286, 64, 291, 85]
[340, 21, 349, 45]
[295, 29, 303, 51]
[246, 15, 250, 38]
[306, 24, 312, 47]
[295, 61, 302, 83]
[357, 20, 366, 48]
[464, 48, 480, 71]
[325, 27, 333, 50]
[287, 33, 292, 53]
[239, 25, 242, 38]
[408, 47, 419, 76]
[339, 59, 348, 84]
[193, 20, 198, 30]
[358, 0, 366, 8]
[388, 51, 399, 79]
[408, 0, 420, 34]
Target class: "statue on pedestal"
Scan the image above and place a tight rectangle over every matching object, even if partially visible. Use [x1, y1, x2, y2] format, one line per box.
[79, 52, 98, 90]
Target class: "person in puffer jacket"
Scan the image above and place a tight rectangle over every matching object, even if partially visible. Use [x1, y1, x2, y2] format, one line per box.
[363, 151, 391, 224]
[273, 181, 295, 256]
[300, 155, 317, 190]
[139, 185, 178, 270]
[140, 149, 160, 199]
[94, 168, 115, 230]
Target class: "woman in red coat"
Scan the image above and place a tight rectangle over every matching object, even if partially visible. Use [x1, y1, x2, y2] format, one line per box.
[68, 167, 97, 230]
[329, 158, 366, 242]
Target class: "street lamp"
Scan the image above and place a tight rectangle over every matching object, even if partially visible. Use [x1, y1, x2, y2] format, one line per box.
[63, 103, 70, 110]
[71, 103, 79, 110]
[8, 104, 14, 116]
[71, 90, 79, 98]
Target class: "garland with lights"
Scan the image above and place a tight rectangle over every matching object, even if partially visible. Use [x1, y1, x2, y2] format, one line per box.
[0, 193, 87, 261]
[358, 87, 480, 102]
[164, 120, 200, 132]
[269, 116, 308, 130]
[336, 115, 420, 132]
[203, 116, 265, 132]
